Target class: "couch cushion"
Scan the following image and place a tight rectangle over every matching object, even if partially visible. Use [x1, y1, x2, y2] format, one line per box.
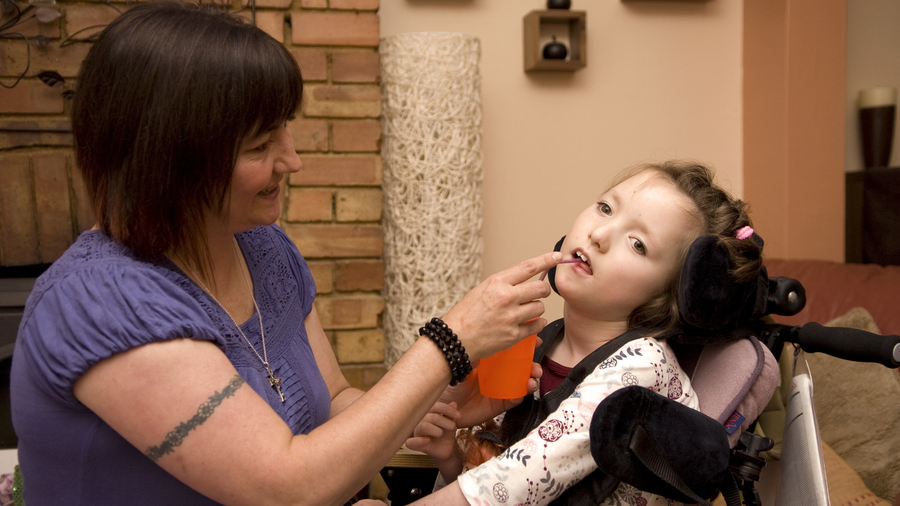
[763, 259, 900, 336]
[806, 307, 900, 502]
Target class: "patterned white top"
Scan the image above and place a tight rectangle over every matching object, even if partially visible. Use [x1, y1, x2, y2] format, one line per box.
[457, 336, 698, 506]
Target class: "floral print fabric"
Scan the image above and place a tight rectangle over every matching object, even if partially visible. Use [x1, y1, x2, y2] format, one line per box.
[457, 337, 698, 506]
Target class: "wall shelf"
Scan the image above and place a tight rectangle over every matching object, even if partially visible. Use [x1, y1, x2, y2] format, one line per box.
[523, 10, 586, 72]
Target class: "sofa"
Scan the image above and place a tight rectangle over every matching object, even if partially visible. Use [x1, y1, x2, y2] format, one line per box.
[761, 258, 900, 506]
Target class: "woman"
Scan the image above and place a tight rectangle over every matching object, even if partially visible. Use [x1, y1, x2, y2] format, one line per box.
[9, 3, 560, 505]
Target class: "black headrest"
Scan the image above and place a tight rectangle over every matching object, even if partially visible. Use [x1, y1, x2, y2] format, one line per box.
[677, 235, 768, 335]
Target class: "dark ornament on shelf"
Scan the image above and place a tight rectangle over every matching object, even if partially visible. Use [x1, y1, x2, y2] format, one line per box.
[542, 36, 568, 60]
[547, 0, 571, 9]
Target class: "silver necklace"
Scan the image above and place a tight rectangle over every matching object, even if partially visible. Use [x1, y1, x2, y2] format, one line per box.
[176, 240, 285, 402]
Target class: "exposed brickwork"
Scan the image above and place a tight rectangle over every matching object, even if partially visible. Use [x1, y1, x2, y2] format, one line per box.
[335, 329, 384, 363]
[332, 50, 380, 83]
[336, 188, 382, 222]
[0, 80, 65, 114]
[306, 261, 335, 294]
[0, 0, 386, 386]
[303, 84, 381, 118]
[31, 151, 73, 263]
[333, 119, 381, 152]
[335, 259, 384, 291]
[237, 10, 285, 42]
[299, 0, 327, 8]
[289, 48, 328, 82]
[330, 0, 380, 11]
[289, 118, 329, 152]
[0, 119, 73, 150]
[314, 295, 384, 329]
[290, 11, 379, 47]
[286, 187, 333, 222]
[0, 153, 39, 266]
[290, 154, 381, 186]
[284, 224, 383, 258]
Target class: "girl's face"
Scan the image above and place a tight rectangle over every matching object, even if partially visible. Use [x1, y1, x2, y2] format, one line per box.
[224, 122, 302, 232]
[555, 171, 703, 322]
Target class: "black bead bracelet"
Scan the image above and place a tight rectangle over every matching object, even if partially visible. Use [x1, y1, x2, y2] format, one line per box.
[419, 317, 472, 386]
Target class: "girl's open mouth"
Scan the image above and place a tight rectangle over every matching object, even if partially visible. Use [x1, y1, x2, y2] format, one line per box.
[539, 257, 588, 281]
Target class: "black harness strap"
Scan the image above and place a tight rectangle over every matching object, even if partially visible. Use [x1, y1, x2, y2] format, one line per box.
[497, 320, 649, 506]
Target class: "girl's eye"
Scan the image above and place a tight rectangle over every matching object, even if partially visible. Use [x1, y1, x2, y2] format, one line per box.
[631, 238, 646, 255]
[598, 202, 611, 214]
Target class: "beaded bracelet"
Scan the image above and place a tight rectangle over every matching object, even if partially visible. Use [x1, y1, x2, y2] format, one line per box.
[418, 317, 473, 386]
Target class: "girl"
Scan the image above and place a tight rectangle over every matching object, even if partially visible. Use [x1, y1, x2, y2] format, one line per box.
[405, 160, 762, 506]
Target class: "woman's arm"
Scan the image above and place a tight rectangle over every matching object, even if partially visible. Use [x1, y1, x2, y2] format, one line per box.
[304, 306, 364, 418]
[74, 251, 561, 506]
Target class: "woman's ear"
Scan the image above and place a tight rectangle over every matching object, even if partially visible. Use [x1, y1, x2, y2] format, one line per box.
[547, 235, 566, 295]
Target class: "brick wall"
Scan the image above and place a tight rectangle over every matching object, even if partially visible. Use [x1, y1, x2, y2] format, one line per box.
[0, 0, 387, 390]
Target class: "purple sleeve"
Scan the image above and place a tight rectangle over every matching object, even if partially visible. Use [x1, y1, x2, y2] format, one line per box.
[18, 263, 225, 406]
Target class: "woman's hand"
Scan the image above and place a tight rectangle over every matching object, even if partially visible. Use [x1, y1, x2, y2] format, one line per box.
[441, 252, 561, 362]
[440, 359, 543, 429]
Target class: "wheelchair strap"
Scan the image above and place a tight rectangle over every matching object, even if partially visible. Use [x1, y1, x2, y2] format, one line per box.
[628, 424, 713, 506]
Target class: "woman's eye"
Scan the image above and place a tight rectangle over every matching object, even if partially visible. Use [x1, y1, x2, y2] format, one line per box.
[631, 238, 646, 255]
[254, 140, 274, 152]
[598, 202, 611, 214]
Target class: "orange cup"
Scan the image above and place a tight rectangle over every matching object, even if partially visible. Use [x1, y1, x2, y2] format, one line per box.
[477, 333, 538, 399]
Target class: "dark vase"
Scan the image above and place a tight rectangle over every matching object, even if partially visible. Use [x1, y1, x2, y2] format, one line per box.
[547, 0, 571, 9]
[542, 36, 568, 60]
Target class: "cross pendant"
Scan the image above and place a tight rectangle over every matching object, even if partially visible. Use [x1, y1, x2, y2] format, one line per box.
[266, 369, 285, 403]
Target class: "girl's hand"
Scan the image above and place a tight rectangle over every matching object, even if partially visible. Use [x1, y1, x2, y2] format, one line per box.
[406, 402, 461, 463]
[440, 358, 543, 429]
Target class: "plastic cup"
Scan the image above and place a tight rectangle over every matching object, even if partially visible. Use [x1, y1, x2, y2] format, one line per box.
[477, 333, 538, 399]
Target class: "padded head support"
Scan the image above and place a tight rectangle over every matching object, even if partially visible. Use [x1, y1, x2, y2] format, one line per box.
[678, 235, 768, 334]
[547, 235, 566, 295]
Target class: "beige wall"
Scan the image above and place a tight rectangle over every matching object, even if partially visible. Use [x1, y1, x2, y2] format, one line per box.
[846, 0, 900, 172]
[380, 0, 743, 320]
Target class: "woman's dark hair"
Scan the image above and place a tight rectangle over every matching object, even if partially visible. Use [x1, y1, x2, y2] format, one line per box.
[611, 160, 763, 336]
[72, 1, 302, 276]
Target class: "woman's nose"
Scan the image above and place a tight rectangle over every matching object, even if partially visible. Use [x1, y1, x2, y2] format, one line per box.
[276, 126, 302, 174]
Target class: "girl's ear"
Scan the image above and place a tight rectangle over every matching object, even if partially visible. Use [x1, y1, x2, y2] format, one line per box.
[547, 236, 566, 295]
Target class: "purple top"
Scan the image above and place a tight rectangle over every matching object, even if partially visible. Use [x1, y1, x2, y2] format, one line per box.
[11, 225, 331, 505]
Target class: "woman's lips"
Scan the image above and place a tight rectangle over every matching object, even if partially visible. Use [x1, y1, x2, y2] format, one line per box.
[258, 184, 280, 199]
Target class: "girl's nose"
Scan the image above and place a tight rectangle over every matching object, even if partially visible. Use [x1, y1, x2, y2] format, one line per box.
[589, 223, 610, 253]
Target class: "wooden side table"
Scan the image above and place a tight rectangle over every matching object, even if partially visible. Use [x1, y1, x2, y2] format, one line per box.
[845, 167, 900, 265]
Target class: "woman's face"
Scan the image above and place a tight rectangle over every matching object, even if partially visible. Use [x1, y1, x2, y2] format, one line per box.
[555, 171, 703, 322]
[224, 122, 302, 232]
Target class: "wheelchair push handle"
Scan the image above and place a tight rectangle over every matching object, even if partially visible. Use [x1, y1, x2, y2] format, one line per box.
[792, 322, 900, 369]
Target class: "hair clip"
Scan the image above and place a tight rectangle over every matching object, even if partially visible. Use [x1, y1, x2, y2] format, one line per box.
[736, 226, 754, 240]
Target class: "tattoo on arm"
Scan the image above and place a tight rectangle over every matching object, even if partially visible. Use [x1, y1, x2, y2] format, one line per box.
[145, 374, 245, 462]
